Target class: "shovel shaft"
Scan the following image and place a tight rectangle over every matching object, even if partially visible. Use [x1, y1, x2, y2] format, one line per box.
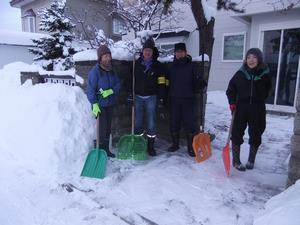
[96, 116, 100, 148]
[227, 111, 235, 144]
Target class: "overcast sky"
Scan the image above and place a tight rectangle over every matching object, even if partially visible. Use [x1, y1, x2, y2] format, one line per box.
[0, 0, 21, 31]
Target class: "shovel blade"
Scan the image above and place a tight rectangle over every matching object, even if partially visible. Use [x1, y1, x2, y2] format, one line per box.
[222, 143, 231, 177]
[81, 148, 108, 179]
[117, 134, 147, 160]
[192, 133, 212, 163]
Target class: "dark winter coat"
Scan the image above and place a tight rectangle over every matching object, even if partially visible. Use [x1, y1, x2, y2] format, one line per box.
[134, 57, 167, 99]
[87, 64, 121, 107]
[167, 55, 206, 98]
[226, 64, 271, 105]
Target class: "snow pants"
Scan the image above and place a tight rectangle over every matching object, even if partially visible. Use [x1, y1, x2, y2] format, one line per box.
[169, 97, 197, 134]
[231, 102, 266, 148]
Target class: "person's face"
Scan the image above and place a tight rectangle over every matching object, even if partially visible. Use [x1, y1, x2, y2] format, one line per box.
[175, 50, 187, 59]
[246, 54, 258, 69]
[143, 48, 153, 60]
[101, 53, 112, 66]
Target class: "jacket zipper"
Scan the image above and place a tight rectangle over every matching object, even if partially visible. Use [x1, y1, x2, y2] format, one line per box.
[107, 71, 111, 105]
[250, 75, 254, 104]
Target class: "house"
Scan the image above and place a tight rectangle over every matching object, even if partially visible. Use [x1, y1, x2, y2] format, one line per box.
[209, 1, 300, 113]
[9, 0, 124, 41]
[0, 30, 46, 68]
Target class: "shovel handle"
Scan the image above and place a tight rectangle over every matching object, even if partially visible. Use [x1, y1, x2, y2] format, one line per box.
[96, 115, 100, 148]
[226, 111, 235, 144]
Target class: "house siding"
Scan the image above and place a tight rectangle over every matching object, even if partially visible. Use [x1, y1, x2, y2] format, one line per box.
[208, 10, 250, 91]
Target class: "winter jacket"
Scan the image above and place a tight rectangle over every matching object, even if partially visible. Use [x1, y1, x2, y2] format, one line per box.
[226, 64, 271, 105]
[87, 64, 121, 107]
[167, 55, 206, 98]
[134, 56, 167, 99]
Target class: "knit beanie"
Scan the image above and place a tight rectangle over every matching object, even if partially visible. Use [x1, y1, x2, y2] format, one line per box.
[97, 45, 111, 61]
[174, 43, 186, 52]
[246, 48, 263, 65]
[143, 38, 155, 50]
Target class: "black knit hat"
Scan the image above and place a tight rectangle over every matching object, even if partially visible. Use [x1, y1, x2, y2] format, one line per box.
[246, 48, 263, 64]
[97, 45, 111, 61]
[174, 43, 186, 52]
[143, 38, 155, 50]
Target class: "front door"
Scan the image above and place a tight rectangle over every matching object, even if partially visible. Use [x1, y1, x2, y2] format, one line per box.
[262, 28, 300, 109]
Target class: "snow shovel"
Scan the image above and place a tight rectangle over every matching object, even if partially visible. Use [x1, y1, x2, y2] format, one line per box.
[117, 54, 147, 161]
[81, 116, 108, 179]
[192, 126, 212, 163]
[222, 112, 235, 177]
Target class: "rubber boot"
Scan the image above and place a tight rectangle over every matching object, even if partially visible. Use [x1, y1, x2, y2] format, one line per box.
[232, 143, 246, 171]
[168, 133, 179, 152]
[246, 146, 258, 170]
[103, 140, 115, 158]
[147, 137, 156, 156]
[187, 133, 195, 157]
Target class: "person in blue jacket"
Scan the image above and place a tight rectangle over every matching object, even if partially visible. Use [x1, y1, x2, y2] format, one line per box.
[86, 45, 121, 158]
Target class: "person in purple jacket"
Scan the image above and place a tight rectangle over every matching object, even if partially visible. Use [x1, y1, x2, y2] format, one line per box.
[86, 45, 121, 158]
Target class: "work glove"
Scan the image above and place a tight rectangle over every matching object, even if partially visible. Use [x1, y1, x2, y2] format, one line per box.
[229, 104, 236, 112]
[100, 89, 114, 98]
[92, 103, 101, 117]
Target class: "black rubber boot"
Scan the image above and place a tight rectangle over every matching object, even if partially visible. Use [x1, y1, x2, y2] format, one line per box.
[232, 143, 246, 171]
[168, 133, 180, 152]
[147, 137, 156, 156]
[103, 140, 115, 158]
[246, 146, 258, 170]
[187, 133, 195, 157]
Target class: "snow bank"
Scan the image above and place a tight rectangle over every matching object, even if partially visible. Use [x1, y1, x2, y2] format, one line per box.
[0, 30, 49, 46]
[254, 180, 300, 225]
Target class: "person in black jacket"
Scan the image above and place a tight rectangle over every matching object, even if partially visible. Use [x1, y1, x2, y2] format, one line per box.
[134, 38, 167, 156]
[167, 43, 206, 157]
[226, 48, 271, 171]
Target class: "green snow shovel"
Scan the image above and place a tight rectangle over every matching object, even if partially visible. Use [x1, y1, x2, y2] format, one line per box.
[81, 116, 108, 179]
[117, 54, 147, 160]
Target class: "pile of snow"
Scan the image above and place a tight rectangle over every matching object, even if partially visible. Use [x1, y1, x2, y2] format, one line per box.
[0, 30, 49, 46]
[0, 61, 296, 224]
[254, 180, 300, 225]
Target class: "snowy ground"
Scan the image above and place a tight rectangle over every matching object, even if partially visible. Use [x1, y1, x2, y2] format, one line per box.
[0, 62, 297, 225]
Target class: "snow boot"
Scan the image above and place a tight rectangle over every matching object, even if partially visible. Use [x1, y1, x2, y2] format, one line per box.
[232, 143, 246, 171]
[187, 133, 195, 157]
[168, 133, 180, 152]
[147, 137, 156, 156]
[102, 140, 115, 158]
[246, 146, 258, 170]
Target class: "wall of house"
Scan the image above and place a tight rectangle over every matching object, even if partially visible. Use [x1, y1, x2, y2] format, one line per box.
[65, 0, 120, 41]
[20, 0, 51, 33]
[0, 44, 34, 69]
[208, 10, 250, 91]
[250, 8, 300, 48]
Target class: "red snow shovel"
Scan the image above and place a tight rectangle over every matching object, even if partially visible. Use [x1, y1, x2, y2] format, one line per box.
[222, 112, 235, 177]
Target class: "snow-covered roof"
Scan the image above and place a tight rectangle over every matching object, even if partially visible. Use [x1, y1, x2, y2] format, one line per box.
[0, 30, 49, 46]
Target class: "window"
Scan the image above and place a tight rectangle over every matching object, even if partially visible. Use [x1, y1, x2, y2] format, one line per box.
[22, 9, 36, 33]
[159, 43, 175, 56]
[222, 32, 246, 61]
[112, 18, 125, 35]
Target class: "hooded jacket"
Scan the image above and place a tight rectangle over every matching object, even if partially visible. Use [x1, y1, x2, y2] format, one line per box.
[226, 64, 271, 105]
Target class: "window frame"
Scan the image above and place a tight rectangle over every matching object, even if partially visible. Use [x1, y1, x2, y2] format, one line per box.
[221, 31, 246, 62]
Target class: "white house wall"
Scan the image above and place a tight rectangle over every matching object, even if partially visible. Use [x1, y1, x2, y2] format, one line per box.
[250, 9, 300, 48]
[208, 10, 250, 91]
[0, 45, 34, 69]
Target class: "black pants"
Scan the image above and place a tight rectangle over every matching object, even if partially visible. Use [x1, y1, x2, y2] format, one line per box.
[98, 106, 113, 146]
[231, 103, 266, 148]
[169, 97, 197, 134]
